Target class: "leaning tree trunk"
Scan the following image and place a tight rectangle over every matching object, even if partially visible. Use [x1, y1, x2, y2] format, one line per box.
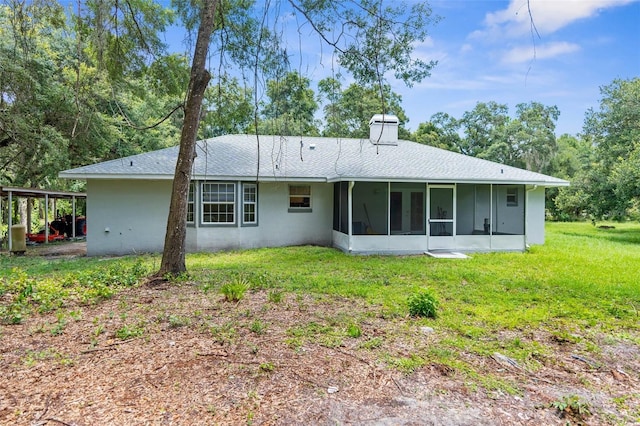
[158, 0, 218, 275]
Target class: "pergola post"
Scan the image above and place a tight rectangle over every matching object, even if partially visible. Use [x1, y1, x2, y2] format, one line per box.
[1, 186, 86, 249]
[27, 198, 32, 234]
[44, 194, 49, 244]
[72, 196, 77, 239]
[8, 190, 13, 252]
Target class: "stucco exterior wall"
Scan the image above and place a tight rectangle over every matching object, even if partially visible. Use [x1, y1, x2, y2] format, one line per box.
[526, 186, 546, 245]
[86, 179, 170, 256]
[193, 182, 333, 251]
[84, 179, 547, 256]
[493, 185, 525, 235]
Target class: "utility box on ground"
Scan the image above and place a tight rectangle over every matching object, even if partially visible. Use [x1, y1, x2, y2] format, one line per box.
[10, 224, 27, 255]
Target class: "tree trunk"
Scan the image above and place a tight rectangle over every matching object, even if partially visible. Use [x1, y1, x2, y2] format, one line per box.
[158, 0, 217, 276]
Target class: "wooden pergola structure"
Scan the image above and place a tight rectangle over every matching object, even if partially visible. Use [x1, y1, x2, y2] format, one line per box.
[0, 186, 86, 252]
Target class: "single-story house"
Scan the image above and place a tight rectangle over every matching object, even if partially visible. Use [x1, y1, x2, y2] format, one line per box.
[60, 115, 569, 256]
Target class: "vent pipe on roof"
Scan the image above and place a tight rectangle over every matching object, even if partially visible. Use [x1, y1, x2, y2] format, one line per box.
[369, 114, 399, 145]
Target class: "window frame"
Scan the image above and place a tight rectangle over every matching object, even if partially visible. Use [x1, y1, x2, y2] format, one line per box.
[506, 187, 518, 207]
[200, 182, 236, 226]
[242, 183, 258, 226]
[186, 181, 195, 224]
[288, 184, 312, 212]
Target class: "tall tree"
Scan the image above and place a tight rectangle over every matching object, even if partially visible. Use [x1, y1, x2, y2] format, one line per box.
[0, 0, 181, 188]
[413, 112, 462, 151]
[260, 71, 319, 136]
[458, 101, 509, 158]
[159, 0, 217, 275]
[580, 78, 640, 219]
[158, 0, 438, 275]
[511, 102, 560, 173]
[200, 75, 254, 138]
[546, 134, 593, 220]
[318, 78, 411, 139]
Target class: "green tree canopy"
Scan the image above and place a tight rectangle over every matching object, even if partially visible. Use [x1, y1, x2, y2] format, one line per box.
[318, 78, 410, 139]
[260, 71, 319, 136]
[577, 78, 640, 219]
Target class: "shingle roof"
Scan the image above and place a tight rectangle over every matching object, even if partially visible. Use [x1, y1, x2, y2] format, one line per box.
[59, 134, 569, 186]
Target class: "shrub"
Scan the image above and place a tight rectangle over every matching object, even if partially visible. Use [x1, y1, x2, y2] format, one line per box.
[220, 278, 248, 302]
[346, 323, 362, 338]
[408, 289, 439, 318]
[551, 395, 591, 420]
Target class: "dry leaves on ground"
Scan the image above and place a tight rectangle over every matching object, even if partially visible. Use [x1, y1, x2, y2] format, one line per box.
[1, 282, 638, 425]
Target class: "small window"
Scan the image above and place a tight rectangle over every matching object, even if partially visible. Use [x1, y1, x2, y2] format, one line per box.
[289, 185, 311, 211]
[202, 182, 235, 224]
[243, 183, 257, 224]
[506, 187, 518, 207]
[186, 182, 195, 223]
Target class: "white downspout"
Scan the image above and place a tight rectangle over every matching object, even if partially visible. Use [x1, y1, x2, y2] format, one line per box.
[525, 185, 538, 249]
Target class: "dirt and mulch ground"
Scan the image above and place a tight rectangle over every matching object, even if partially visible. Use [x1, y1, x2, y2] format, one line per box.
[1, 276, 639, 426]
[23, 241, 88, 257]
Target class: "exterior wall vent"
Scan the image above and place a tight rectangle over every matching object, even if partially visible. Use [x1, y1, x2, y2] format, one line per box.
[369, 114, 399, 145]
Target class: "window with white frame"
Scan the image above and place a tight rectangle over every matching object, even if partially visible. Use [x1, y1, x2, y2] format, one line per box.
[201, 182, 235, 224]
[186, 182, 195, 223]
[289, 185, 311, 210]
[506, 187, 518, 207]
[243, 183, 257, 224]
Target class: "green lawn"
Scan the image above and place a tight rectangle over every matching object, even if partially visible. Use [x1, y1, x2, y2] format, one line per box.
[2, 221, 639, 356]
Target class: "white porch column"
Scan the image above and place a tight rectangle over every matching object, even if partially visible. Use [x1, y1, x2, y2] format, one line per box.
[348, 181, 354, 251]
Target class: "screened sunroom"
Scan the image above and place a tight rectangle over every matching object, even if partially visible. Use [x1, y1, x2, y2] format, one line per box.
[332, 181, 536, 254]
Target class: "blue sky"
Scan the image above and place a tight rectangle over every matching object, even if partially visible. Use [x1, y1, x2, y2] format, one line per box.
[163, 0, 639, 137]
[393, 0, 640, 136]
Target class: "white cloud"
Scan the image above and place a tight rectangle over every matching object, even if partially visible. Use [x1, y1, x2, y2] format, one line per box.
[478, 0, 638, 39]
[501, 41, 581, 64]
[460, 43, 473, 54]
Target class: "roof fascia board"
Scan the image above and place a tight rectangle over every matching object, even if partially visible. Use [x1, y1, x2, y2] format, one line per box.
[325, 177, 569, 186]
[1, 186, 87, 198]
[59, 173, 174, 180]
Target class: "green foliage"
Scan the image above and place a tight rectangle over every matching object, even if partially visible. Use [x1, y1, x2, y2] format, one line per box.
[318, 78, 411, 138]
[168, 315, 191, 328]
[115, 323, 145, 340]
[385, 353, 426, 374]
[267, 290, 284, 304]
[407, 289, 438, 318]
[220, 278, 249, 302]
[551, 395, 592, 420]
[259, 362, 275, 373]
[0, 1, 181, 188]
[2, 223, 639, 413]
[260, 71, 320, 136]
[249, 320, 267, 335]
[359, 337, 384, 350]
[23, 348, 73, 368]
[200, 74, 254, 138]
[0, 259, 149, 324]
[581, 78, 640, 219]
[346, 323, 362, 338]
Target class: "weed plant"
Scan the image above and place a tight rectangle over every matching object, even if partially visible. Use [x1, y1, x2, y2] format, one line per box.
[0, 258, 150, 324]
[220, 277, 249, 302]
[407, 289, 438, 318]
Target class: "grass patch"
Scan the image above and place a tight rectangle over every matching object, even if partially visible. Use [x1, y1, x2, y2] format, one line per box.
[0, 257, 151, 324]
